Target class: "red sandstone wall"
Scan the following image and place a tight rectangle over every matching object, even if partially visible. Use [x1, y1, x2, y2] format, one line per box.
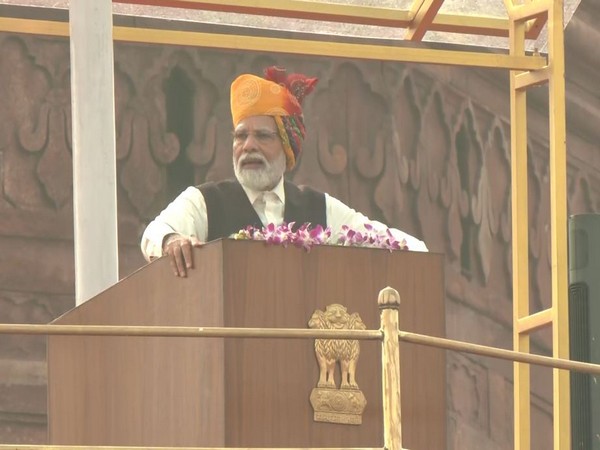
[1, 31, 598, 448]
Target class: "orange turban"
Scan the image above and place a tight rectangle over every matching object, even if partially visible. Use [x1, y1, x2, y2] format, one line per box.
[230, 66, 318, 170]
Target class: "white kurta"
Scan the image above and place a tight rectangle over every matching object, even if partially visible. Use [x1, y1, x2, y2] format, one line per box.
[141, 177, 428, 261]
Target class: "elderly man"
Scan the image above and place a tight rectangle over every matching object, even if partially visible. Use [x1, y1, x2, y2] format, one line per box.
[141, 66, 427, 276]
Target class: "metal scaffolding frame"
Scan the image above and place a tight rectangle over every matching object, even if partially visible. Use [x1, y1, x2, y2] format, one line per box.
[0, 1, 573, 448]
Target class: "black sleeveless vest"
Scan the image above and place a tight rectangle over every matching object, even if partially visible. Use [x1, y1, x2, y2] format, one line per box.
[198, 179, 327, 242]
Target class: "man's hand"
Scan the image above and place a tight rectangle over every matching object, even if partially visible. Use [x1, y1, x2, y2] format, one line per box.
[162, 234, 203, 277]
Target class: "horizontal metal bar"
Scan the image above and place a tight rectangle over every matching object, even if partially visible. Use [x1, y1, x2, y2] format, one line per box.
[426, 13, 510, 37]
[0, 16, 68, 37]
[0, 17, 547, 70]
[516, 307, 553, 332]
[427, 12, 542, 40]
[399, 330, 600, 375]
[113, 26, 545, 70]
[1, 2, 538, 45]
[115, 0, 511, 38]
[114, 0, 412, 27]
[4, 321, 598, 374]
[144, 0, 541, 40]
[514, 67, 550, 90]
[0, 323, 383, 340]
[509, 0, 550, 23]
[0, 447, 385, 450]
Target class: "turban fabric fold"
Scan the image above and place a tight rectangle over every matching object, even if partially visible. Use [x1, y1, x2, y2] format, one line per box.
[230, 66, 318, 170]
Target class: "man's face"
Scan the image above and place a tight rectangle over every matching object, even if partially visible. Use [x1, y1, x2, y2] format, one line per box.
[233, 115, 286, 191]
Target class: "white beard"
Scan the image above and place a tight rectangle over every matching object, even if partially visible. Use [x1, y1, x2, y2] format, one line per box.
[234, 151, 286, 191]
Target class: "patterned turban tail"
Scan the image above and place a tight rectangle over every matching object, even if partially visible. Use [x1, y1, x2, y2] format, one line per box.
[230, 66, 318, 170]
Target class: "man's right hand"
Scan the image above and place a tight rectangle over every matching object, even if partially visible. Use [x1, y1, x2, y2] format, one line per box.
[162, 234, 203, 277]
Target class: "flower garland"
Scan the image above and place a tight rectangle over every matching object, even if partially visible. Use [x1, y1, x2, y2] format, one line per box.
[232, 222, 409, 251]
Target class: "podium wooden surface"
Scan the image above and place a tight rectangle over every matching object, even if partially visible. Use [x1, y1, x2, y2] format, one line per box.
[48, 239, 446, 449]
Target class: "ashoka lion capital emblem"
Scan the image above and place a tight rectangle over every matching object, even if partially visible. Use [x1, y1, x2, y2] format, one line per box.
[308, 304, 367, 425]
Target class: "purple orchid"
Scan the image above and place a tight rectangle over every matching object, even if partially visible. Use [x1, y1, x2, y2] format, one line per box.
[232, 222, 409, 252]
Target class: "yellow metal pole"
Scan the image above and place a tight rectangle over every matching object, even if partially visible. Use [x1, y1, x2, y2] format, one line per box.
[405, 0, 445, 41]
[0, 446, 380, 450]
[1, 321, 599, 375]
[0, 17, 548, 70]
[547, 0, 571, 448]
[112, 27, 545, 70]
[379, 287, 403, 450]
[0, 323, 381, 339]
[508, 11, 531, 450]
[113, 0, 516, 37]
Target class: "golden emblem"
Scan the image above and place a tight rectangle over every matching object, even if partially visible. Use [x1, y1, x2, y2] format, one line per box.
[308, 304, 367, 425]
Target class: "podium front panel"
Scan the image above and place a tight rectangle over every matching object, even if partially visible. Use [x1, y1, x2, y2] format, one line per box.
[48, 240, 445, 449]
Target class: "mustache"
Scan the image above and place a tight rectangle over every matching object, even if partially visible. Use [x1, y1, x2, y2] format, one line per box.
[238, 152, 268, 166]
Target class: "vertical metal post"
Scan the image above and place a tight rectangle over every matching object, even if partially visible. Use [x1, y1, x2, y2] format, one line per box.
[508, 0, 570, 447]
[69, 1, 119, 304]
[508, 11, 531, 450]
[379, 286, 402, 450]
[547, 1, 571, 448]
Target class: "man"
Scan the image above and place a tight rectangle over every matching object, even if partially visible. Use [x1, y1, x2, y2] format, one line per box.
[141, 66, 427, 277]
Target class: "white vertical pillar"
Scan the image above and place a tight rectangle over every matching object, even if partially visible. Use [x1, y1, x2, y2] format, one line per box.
[69, 0, 118, 305]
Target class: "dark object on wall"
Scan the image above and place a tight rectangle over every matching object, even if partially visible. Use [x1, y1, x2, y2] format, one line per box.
[568, 213, 600, 450]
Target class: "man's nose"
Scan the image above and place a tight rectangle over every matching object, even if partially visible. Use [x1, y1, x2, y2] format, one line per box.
[241, 133, 260, 151]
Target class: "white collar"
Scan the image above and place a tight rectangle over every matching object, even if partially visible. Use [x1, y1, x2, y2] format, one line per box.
[240, 176, 285, 205]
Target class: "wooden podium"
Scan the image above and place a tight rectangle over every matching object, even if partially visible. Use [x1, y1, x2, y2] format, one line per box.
[48, 239, 446, 449]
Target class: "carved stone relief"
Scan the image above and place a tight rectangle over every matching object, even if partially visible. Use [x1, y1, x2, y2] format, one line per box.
[570, 173, 597, 215]
[0, 32, 593, 345]
[455, 106, 484, 282]
[375, 72, 421, 238]
[310, 62, 388, 219]
[0, 36, 72, 210]
[3, 28, 600, 448]
[476, 122, 512, 300]
[415, 87, 464, 259]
